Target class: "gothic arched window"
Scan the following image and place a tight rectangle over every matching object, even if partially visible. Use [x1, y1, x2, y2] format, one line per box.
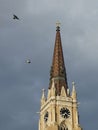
[59, 124, 68, 130]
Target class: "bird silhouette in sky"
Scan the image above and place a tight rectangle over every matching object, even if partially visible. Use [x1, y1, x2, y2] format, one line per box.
[25, 59, 31, 64]
[13, 14, 19, 20]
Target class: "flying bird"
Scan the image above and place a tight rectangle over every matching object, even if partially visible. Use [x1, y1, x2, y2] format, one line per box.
[13, 14, 19, 20]
[25, 59, 31, 64]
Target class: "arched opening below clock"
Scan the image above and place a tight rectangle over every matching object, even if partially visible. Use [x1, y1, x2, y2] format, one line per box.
[59, 124, 68, 130]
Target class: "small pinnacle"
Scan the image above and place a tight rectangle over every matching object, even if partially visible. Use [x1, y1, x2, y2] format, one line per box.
[72, 81, 75, 86]
[72, 81, 76, 92]
[42, 88, 46, 92]
[42, 89, 46, 96]
[41, 88, 46, 101]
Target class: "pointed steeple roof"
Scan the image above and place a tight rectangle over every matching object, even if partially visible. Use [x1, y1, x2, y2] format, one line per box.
[49, 24, 68, 95]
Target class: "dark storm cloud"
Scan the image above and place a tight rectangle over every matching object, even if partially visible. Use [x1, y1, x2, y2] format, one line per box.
[0, 0, 98, 130]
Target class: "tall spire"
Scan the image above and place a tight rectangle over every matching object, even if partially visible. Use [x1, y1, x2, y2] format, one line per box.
[49, 23, 68, 95]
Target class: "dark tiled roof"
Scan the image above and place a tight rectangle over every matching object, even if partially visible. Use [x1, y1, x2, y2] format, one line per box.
[49, 26, 68, 95]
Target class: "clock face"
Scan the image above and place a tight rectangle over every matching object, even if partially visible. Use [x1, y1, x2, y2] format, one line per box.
[44, 112, 48, 122]
[60, 107, 70, 118]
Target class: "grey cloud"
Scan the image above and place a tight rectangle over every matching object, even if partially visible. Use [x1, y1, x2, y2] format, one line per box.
[0, 0, 98, 130]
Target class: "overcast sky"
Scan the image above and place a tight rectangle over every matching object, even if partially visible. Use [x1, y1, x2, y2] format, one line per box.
[0, 0, 98, 130]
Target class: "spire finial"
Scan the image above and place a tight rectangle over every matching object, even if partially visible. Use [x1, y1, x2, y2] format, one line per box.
[56, 21, 61, 31]
[56, 21, 61, 27]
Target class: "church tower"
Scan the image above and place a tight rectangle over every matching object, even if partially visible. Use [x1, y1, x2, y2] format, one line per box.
[39, 24, 83, 130]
